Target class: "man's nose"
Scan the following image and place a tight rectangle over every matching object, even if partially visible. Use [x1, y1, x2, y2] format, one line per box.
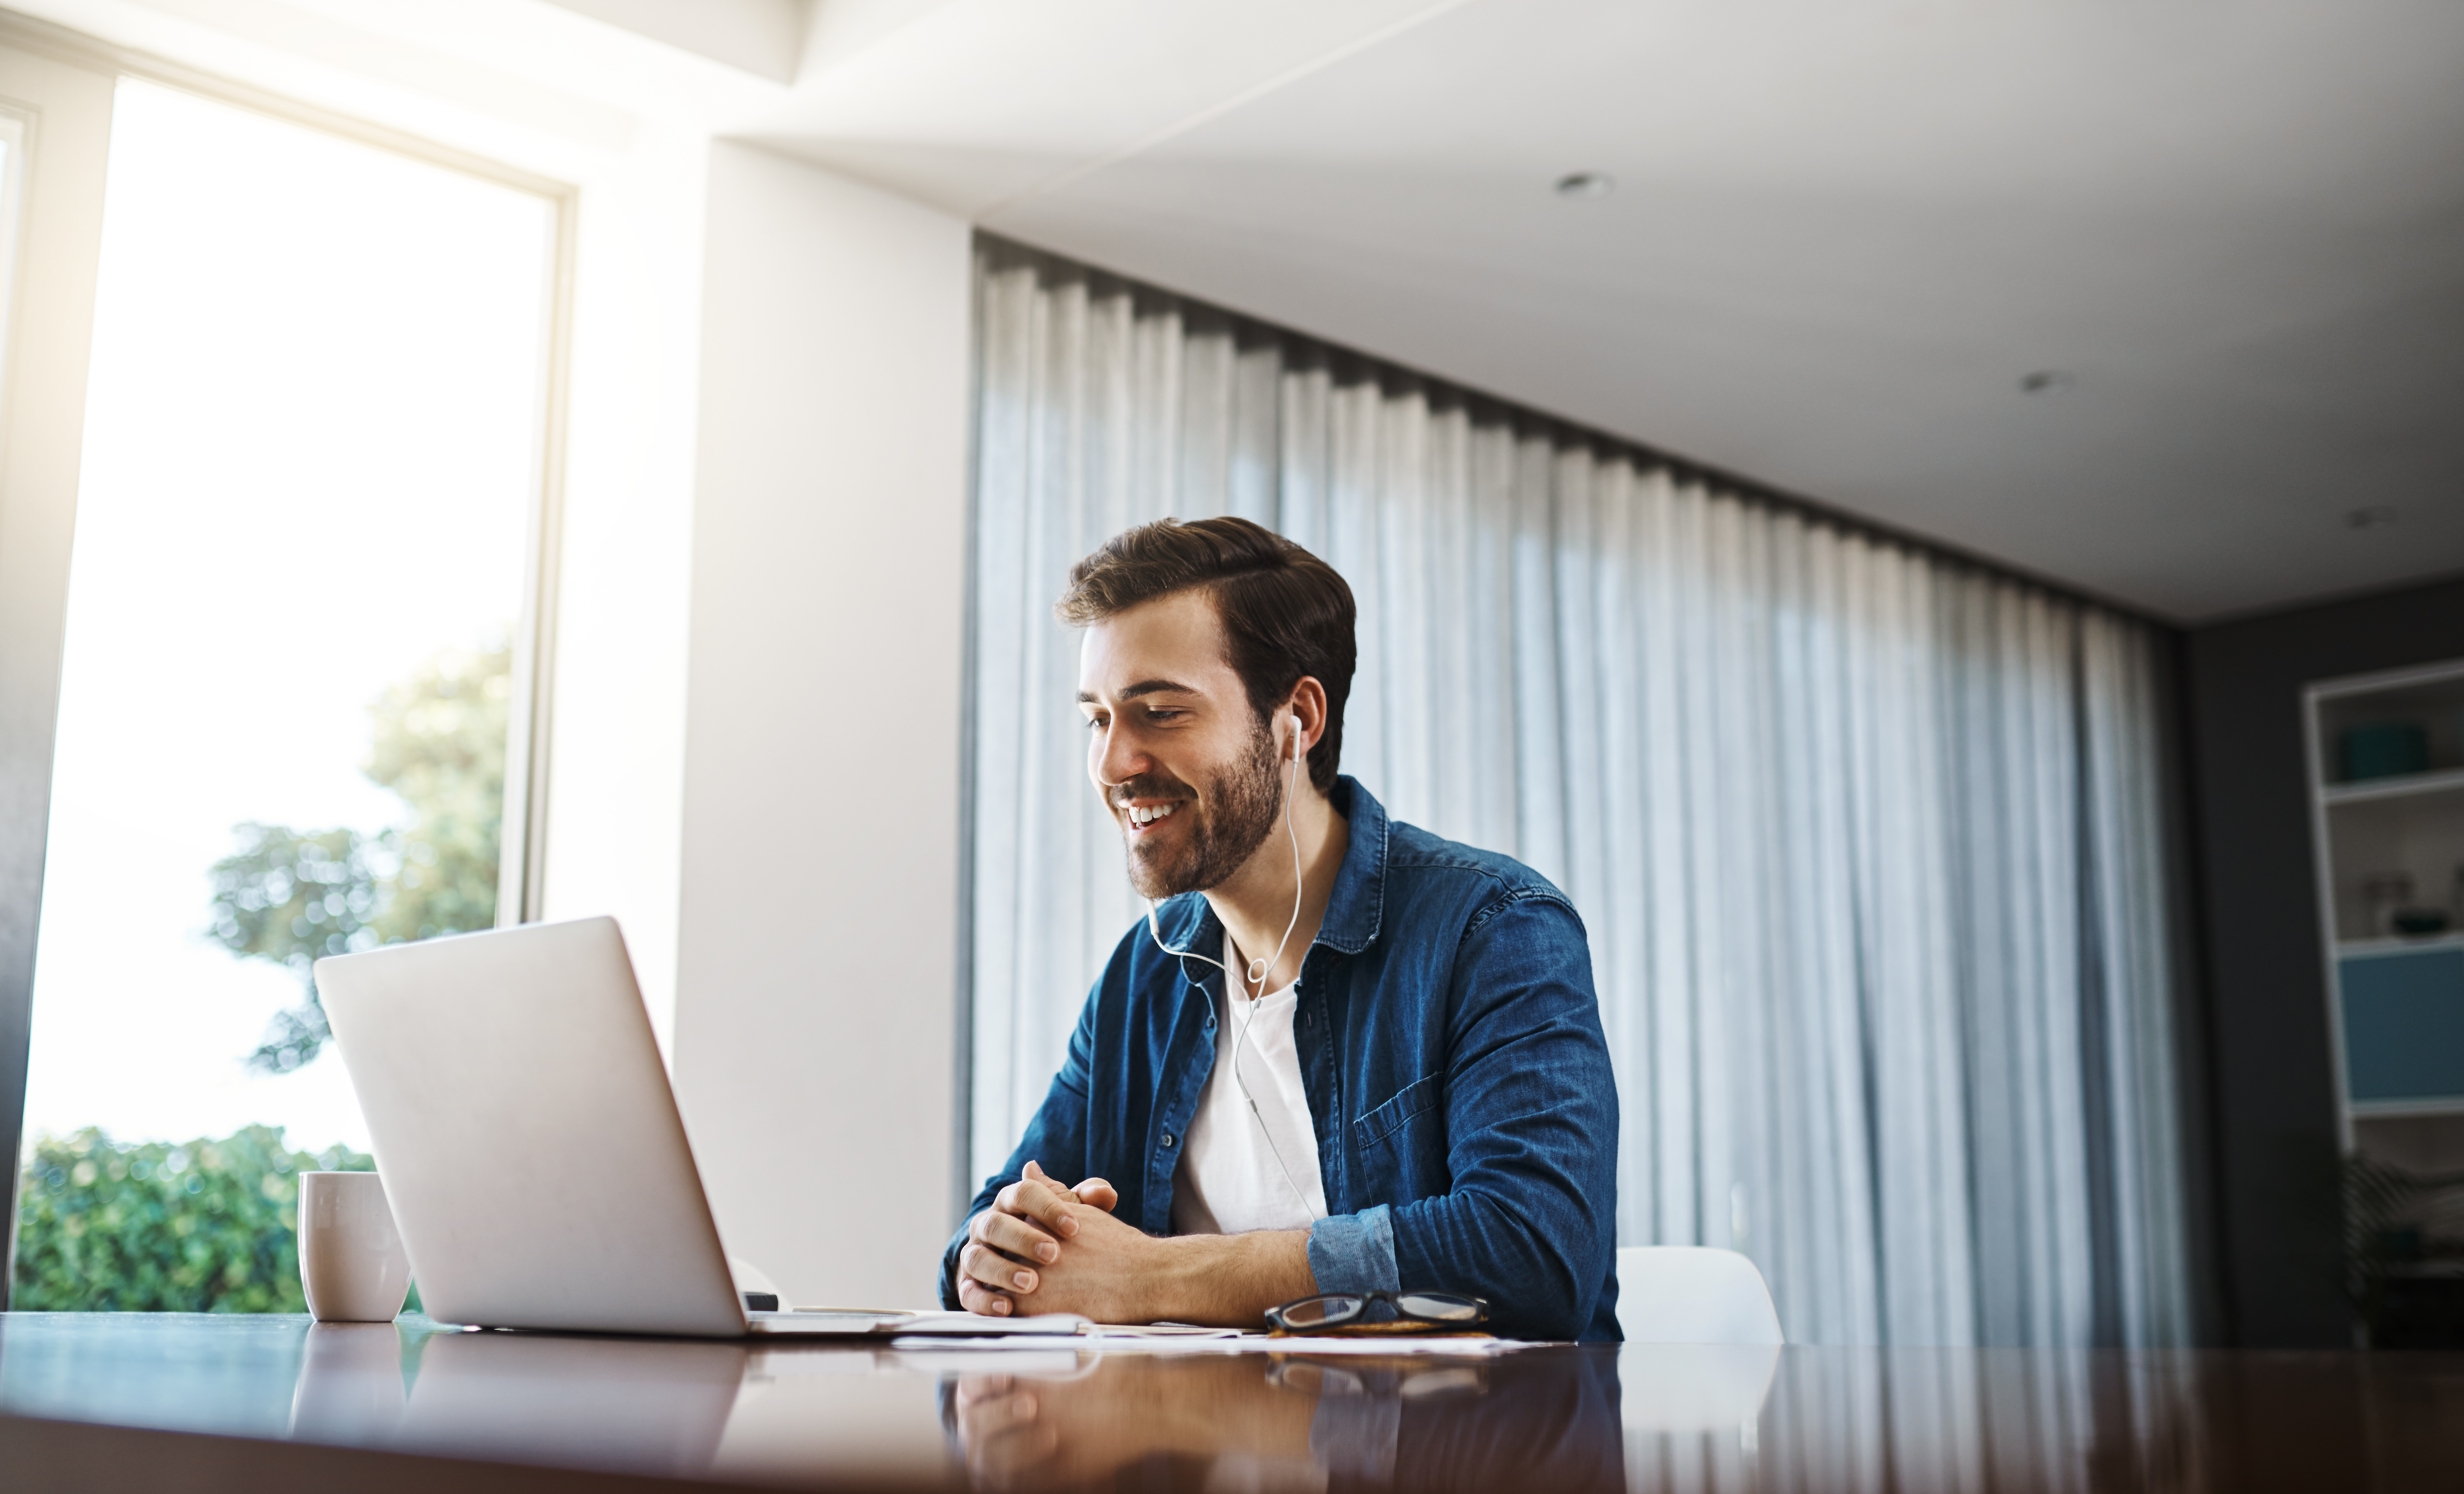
[1091, 723, 1145, 792]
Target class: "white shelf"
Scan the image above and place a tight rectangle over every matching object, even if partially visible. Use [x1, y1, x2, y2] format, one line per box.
[2309, 659, 2464, 704]
[2338, 933, 2464, 960]
[2308, 655, 2464, 1157]
[2351, 1099, 2464, 1122]
[2321, 767, 2464, 807]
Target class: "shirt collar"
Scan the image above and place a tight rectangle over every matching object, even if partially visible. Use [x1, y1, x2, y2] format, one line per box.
[1148, 774, 1389, 965]
[1313, 775, 1386, 956]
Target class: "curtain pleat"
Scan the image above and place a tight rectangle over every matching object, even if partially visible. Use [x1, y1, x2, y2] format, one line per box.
[967, 238, 2190, 1349]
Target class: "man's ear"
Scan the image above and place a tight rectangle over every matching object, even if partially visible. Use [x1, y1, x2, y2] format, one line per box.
[1284, 677, 1329, 763]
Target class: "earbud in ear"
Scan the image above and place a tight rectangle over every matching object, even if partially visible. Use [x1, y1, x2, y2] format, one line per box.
[1289, 715, 1304, 761]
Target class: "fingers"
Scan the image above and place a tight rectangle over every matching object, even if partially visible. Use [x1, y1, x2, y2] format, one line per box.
[970, 1206, 1062, 1265]
[957, 1272, 1015, 1317]
[960, 1237, 1041, 1298]
[1021, 1160, 1080, 1213]
[998, 1162, 1082, 1240]
[1071, 1176, 1120, 1213]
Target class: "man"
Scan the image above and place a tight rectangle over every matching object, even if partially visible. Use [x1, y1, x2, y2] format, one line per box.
[942, 517, 1619, 1341]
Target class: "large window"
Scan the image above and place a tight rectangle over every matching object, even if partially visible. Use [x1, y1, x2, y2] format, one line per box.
[13, 79, 558, 1310]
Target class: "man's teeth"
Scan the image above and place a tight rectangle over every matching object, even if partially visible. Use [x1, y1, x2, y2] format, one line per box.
[1128, 803, 1178, 825]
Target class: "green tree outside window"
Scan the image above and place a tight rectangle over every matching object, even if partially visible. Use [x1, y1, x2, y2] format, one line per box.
[14, 1127, 375, 1312]
[206, 641, 509, 1071]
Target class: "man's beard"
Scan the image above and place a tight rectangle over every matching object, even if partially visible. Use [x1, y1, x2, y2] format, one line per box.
[1114, 718, 1283, 900]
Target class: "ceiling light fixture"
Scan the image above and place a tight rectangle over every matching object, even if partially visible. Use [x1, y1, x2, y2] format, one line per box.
[2347, 505, 2398, 530]
[2019, 370, 2074, 394]
[1554, 172, 1615, 199]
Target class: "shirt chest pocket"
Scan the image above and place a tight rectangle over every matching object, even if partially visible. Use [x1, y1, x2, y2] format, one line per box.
[1352, 1073, 1445, 1157]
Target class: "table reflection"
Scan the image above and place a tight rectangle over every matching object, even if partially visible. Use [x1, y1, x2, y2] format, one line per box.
[287, 1320, 746, 1478]
[287, 1321, 406, 1442]
[2, 1316, 2459, 1492]
[940, 1348, 1627, 1492]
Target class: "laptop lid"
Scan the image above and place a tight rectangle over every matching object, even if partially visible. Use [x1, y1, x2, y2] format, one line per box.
[316, 917, 746, 1337]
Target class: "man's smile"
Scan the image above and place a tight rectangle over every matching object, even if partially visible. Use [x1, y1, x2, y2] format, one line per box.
[1120, 800, 1183, 833]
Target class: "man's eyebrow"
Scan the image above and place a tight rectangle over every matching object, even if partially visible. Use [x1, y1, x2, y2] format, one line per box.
[1075, 679, 1202, 705]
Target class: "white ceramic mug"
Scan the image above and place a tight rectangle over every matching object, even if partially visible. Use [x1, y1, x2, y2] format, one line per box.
[298, 1171, 411, 1323]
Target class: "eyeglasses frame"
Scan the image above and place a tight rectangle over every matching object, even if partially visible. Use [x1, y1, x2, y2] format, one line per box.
[1264, 1288, 1491, 1334]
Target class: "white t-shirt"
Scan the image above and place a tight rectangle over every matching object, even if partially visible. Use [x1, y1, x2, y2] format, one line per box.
[1170, 976, 1329, 1236]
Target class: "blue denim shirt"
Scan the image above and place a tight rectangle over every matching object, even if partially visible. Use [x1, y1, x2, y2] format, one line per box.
[943, 777, 1621, 1341]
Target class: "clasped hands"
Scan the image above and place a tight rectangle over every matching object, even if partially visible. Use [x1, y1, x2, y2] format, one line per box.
[957, 1160, 1156, 1323]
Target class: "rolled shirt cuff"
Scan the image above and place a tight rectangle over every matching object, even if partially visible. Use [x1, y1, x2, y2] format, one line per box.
[1306, 1202, 1400, 1299]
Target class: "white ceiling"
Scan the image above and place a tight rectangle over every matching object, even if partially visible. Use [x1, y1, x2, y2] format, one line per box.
[23, 0, 2464, 622]
[759, 0, 2464, 623]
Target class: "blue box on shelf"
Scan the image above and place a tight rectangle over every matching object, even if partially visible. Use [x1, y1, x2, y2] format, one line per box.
[2340, 945, 2464, 1104]
[2340, 722, 2430, 782]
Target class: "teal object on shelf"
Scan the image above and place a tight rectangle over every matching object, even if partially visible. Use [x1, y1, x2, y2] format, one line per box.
[2339, 946, 2464, 1103]
[2339, 722, 2429, 781]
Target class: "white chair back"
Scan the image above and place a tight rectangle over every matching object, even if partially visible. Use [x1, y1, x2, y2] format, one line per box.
[1613, 1246, 1784, 1345]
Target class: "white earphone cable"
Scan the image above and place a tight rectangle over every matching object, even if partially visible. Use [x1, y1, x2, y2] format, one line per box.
[1129, 714, 1319, 1220]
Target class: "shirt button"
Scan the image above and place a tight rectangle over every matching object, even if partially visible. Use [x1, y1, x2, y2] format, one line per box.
[1162, 1133, 1176, 1148]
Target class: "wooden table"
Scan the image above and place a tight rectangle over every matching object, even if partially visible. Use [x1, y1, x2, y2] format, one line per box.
[0, 1313, 2456, 1491]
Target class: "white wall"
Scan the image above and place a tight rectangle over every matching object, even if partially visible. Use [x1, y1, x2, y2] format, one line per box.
[537, 128, 709, 1056]
[672, 141, 972, 1310]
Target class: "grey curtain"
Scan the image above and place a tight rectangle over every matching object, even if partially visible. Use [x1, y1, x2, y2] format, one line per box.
[965, 237, 2192, 1348]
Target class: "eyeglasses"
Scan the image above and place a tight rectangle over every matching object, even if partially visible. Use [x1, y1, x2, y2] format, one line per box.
[1264, 1289, 1490, 1334]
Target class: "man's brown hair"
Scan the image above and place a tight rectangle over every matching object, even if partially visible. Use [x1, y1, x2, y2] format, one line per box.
[1057, 516, 1356, 793]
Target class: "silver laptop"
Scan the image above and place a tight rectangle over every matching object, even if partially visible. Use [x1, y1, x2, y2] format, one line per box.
[315, 917, 1070, 1339]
